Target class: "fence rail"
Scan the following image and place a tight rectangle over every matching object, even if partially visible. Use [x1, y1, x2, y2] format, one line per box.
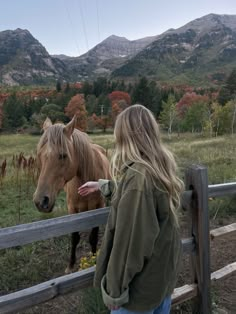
[0, 165, 236, 314]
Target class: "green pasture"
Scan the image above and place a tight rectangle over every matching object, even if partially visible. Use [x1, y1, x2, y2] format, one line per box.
[0, 133, 236, 313]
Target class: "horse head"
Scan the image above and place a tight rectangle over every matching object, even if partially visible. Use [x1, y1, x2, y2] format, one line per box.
[33, 116, 78, 212]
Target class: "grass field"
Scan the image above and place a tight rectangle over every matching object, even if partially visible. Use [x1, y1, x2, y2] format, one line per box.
[0, 132, 236, 313]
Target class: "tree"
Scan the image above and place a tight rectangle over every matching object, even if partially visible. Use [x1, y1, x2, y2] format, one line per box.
[0, 103, 3, 130]
[87, 113, 100, 132]
[108, 91, 131, 105]
[64, 82, 70, 94]
[87, 113, 111, 133]
[40, 103, 65, 123]
[80, 81, 93, 97]
[218, 87, 231, 105]
[2, 94, 24, 130]
[225, 68, 236, 96]
[93, 77, 108, 97]
[218, 68, 236, 105]
[211, 102, 223, 136]
[56, 80, 62, 92]
[0, 94, 8, 130]
[65, 94, 87, 131]
[159, 94, 177, 138]
[132, 76, 150, 107]
[177, 92, 209, 119]
[109, 92, 131, 126]
[222, 100, 236, 135]
[86, 95, 98, 115]
[112, 102, 122, 126]
[97, 94, 111, 116]
[184, 101, 209, 133]
[132, 77, 161, 116]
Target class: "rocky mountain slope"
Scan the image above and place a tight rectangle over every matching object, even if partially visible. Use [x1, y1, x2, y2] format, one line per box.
[0, 28, 68, 85]
[112, 14, 236, 85]
[0, 29, 157, 85]
[1, 14, 236, 86]
[55, 34, 158, 80]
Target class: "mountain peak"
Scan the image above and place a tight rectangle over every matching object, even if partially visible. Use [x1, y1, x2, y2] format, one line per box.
[106, 34, 128, 41]
[0, 28, 67, 85]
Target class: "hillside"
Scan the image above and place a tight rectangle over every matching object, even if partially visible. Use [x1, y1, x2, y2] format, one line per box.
[0, 29, 68, 85]
[56, 34, 158, 80]
[1, 14, 236, 86]
[112, 14, 236, 85]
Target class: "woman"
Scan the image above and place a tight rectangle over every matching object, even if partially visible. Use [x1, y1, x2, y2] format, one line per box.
[78, 104, 183, 314]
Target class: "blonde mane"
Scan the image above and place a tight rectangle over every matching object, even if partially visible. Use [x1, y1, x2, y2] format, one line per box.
[37, 123, 97, 183]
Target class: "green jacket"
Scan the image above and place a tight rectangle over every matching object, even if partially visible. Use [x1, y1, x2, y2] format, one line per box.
[95, 162, 182, 312]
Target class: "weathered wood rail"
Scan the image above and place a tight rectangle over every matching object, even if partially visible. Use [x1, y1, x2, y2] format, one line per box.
[0, 164, 236, 314]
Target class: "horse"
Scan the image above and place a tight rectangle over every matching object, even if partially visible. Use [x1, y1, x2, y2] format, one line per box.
[33, 116, 111, 273]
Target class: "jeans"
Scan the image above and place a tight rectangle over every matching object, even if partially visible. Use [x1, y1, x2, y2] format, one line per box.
[110, 296, 171, 314]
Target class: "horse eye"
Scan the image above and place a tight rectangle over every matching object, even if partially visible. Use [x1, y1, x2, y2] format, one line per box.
[59, 154, 67, 160]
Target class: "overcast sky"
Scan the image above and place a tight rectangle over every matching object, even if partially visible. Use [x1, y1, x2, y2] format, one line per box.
[1, 0, 236, 57]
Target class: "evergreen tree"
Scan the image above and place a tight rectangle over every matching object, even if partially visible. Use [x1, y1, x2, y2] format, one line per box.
[225, 68, 236, 96]
[64, 82, 70, 94]
[80, 81, 93, 97]
[132, 77, 161, 116]
[93, 77, 108, 97]
[218, 68, 236, 105]
[56, 80, 62, 92]
[3, 94, 24, 130]
[132, 77, 150, 107]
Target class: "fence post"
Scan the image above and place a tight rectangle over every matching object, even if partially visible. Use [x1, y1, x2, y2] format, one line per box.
[185, 164, 212, 313]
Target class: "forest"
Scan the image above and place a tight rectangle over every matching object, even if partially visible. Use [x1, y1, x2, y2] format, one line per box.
[0, 68, 236, 136]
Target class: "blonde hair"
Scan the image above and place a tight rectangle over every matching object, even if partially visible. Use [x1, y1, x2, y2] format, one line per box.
[111, 104, 184, 221]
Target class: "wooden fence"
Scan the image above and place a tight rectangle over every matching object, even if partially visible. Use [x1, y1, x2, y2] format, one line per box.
[0, 164, 236, 314]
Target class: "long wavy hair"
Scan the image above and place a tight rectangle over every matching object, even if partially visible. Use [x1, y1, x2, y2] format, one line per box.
[111, 104, 184, 221]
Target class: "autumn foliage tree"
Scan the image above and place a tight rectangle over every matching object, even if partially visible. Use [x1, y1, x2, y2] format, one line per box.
[108, 91, 131, 125]
[65, 94, 87, 131]
[177, 92, 209, 118]
[108, 91, 131, 106]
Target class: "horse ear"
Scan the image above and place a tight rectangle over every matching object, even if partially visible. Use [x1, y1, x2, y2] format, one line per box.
[64, 116, 77, 138]
[43, 117, 52, 131]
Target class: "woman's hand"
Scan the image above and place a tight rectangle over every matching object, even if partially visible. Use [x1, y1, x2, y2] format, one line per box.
[78, 181, 100, 196]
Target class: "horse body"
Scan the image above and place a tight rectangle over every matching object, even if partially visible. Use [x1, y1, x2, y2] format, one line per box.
[33, 117, 110, 273]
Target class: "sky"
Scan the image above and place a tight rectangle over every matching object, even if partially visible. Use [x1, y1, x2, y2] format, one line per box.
[0, 0, 236, 57]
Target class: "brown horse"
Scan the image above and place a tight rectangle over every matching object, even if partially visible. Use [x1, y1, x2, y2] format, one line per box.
[33, 116, 110, 273]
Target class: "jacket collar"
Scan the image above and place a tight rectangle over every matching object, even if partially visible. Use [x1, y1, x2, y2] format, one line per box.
[121, 160, 134, 173]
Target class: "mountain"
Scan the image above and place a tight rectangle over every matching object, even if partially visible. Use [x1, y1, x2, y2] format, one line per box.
[112, 14, 236, 85]
[59, 34, 158, 80]
[1, 14, 236, 86]
[0, 29, 157, 85]
[0, 28, 68, 85]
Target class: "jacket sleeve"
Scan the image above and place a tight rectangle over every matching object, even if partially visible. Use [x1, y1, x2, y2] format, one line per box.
[100, 188, 160, 307]
[98, 179, 115, 197]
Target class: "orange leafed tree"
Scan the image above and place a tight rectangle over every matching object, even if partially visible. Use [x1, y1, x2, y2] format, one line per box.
[65, 94, 87, 131]
[111, 100, 130, 126]
[177, 92, 209, 118]
[108, 91, 131, 105]
[88, 113, 112, 132]
[108, 91, 131, 126]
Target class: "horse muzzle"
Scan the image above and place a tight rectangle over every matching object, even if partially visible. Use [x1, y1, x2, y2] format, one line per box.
[33, 195, 54, 213]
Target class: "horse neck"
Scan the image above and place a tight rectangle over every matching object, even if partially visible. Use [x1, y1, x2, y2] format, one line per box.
[73, 132, 96, 183]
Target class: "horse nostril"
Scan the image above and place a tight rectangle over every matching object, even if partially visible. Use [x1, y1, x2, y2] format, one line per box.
[42, 196, 49, 209]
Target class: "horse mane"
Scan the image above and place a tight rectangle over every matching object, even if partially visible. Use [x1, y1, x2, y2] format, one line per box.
[37, 123, 98, 183]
